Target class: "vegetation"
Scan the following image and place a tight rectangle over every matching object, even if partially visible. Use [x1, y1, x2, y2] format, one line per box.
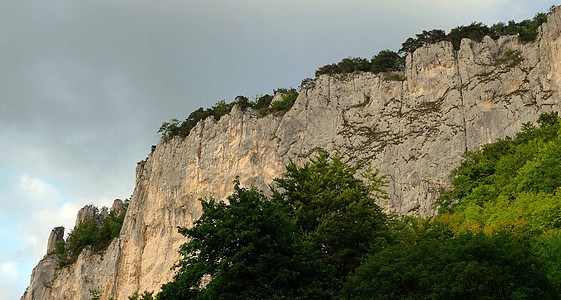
[342, 226, 553, 299]
[52, 205, 127, 268]
[158, 181, 336, 299]
[272, 151, 388, 278]
[127, 291, 155, 300]
[315, 50, 403, 77]
[315, 7, 552, 77]
[155, 112, 561, 298]
[158, 88, 299, 140]
[158, 7, 553, 142]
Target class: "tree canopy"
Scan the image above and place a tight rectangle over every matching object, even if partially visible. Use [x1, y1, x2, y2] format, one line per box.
[272, 151, 388, 277]
[157, 182, 335, 300]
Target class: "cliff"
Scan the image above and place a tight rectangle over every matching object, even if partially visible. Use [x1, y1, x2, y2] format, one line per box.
[22, 7, 561, 299]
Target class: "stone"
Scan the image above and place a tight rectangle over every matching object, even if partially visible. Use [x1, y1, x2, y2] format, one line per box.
[45, 227, 64, 255]
[110, 199, 125, 216]
[75, 204, 99, 227]
[22, 7, 561, 299]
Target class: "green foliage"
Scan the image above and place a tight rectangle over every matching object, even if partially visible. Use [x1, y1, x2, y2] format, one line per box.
[128, 291, 155, 300]
[539, 111, 559, 128]
[371, 50, 403, 73]
[448, 22, 490, 50]
[267, 88, 298, 115]
[158, 100, 236, 140]
[315, 7, 551, 78]
[489, 13, 549, 42]
[52, 240, 70, 268]
[159, 89, 299, 139]
[435, 113, 561, 292]
[255, 94, 273, 109]
[156, 139, 561, 298]
[438, 112, 561, 213]
[272, 150, 388, 277]
[66, 217, 99, 256]
[399, 29, 447, 55]
[90, 290, 101, 300]
[341, 224, 554, 299]
[56, 209, 127, 268]
[299, 77, 316, 90]
[157, 182, 335, 299]
[315, 52, 404, 77]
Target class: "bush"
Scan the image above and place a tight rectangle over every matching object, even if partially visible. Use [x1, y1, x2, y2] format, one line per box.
[55, 208, 127, 268]
[371, 49, 403, 73]
[267, 88, 298, 115]
[159, 89, 299, 140]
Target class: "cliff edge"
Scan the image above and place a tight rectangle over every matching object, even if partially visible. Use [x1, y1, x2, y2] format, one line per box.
[22, 6, 561, 299]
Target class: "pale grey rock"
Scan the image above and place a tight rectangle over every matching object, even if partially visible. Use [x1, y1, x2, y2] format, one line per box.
[75, 204, 99, 227]
[20, 255, 58, 300]
[110, 199, 124, 216]
[270, 92, 285, 104]
[45, 227, 64, 255]
[100, 206, 109, 220]
[22, 7, 561, 299]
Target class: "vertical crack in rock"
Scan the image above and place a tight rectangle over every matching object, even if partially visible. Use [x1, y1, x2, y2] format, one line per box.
[111, 238, 122, 297]
[454, 49, 469, 153]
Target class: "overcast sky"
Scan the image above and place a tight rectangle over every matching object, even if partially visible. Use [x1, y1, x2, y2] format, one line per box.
[1, 1, 558, 298]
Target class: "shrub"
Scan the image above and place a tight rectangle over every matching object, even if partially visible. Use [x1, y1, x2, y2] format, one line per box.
[54, 208, 127, 268]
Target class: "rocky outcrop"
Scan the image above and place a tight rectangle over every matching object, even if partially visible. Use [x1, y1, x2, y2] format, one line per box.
[110, 199, 125, 217]
[75, 204, 99, 227]
[22, 7, 561, 299]
[46, 227, 64, 255]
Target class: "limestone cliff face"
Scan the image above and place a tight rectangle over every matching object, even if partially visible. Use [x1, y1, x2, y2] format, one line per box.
[22, 7, 561, 299]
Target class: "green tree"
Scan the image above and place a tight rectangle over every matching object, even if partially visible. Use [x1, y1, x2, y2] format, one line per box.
[371, 50, 402, 73]
[157, 183, 335, 300]
[448, 22, 490, 50]
[272, 150, 388, 277]
[255, 94, 273, 109]
[399, 29, 446, 55]
[66, 217, 99, 256]
[315, 63, 340, 77]
[341, 225, 554, 299]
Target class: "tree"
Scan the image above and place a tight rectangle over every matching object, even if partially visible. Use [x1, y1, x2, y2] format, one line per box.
[272, 150, 388, 277]
[371, 50, 402, 73]
[157, 182, 335, 299]
[299, 78, 316, 91]
[234, 95, 249, 110]
[399, 29, 446, 55]
[315, 63, 340, 77]
[448, 22, 490, 50]
[341, 225, 555, 299]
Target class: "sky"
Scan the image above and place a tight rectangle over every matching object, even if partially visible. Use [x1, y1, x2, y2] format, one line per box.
[0, 0, 558, 298]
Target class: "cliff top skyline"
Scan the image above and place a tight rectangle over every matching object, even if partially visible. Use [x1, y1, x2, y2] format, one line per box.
[2, 1, 558, 298]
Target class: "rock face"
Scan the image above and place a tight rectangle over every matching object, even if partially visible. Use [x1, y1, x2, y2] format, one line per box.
[46, 227, 64, 255]
[110, 199, 125, 217]
[75, 204, 99, 227]
[22, 7, 561, 299]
